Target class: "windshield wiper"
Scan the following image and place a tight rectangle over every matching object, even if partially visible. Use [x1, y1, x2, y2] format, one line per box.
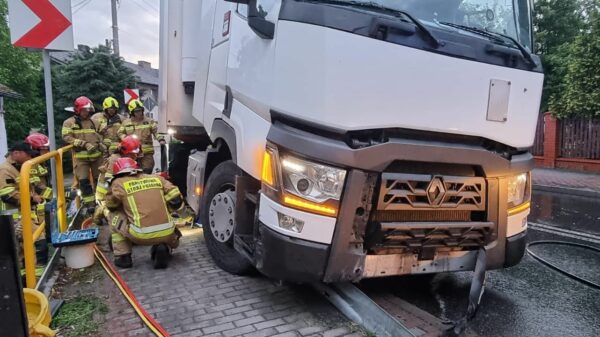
[437, 22, 536, 66]
[306, 0, 441, 48]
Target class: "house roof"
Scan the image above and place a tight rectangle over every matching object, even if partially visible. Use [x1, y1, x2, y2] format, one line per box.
[0, 84, 23, 99]
[123, 62, 159, 86]
[50, 49, 158, 86]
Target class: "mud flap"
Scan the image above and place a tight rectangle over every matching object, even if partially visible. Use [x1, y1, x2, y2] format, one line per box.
[442, 248, 487, 337]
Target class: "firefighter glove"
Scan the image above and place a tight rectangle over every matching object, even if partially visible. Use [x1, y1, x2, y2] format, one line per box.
[85, 142, 97, 152]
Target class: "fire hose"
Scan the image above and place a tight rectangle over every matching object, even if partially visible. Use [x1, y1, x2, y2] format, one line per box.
[526, 240, 600, 290]
[82, 216, 170, 336]
[94, 246, 171, 337]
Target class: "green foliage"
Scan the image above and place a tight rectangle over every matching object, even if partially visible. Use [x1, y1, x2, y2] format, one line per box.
[51, 295, 108, 337]
[551, 9, 600, 117]
[534, 0, 600, 117]
[52, 44, 138, 145]
[0, 0, 45, 145]
[534, 0, 585, 112]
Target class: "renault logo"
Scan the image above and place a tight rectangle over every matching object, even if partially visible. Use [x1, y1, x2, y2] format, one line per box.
[427, 177, 446, 206]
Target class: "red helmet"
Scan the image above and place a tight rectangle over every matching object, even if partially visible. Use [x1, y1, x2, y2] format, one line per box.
[113, 157, 140, 176]
[25, 133, 50, 150]
[119, 136, 141, 155]
[73, 96, 94, 115]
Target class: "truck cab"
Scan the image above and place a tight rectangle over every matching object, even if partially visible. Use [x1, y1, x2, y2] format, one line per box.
[159, 0, 543, 282]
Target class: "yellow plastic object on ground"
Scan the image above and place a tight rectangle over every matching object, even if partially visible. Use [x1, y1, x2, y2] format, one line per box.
[23, 288, 56, 337]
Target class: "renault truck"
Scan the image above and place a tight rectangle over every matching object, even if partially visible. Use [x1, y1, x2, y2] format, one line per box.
[158, 0, 543, 282]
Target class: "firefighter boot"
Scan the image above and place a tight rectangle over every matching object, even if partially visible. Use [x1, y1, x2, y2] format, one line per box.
[151, 244, 170, 269]
[114, 254, 132, 268]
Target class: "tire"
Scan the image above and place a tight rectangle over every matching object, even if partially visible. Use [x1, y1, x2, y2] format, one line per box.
[200, 160, 253, 275]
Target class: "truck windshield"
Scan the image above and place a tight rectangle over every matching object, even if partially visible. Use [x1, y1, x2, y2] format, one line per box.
[330, 0, 533, 51]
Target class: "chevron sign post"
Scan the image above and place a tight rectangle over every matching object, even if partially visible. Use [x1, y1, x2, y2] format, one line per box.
[7, 0, 75, 199]
[8, 0, 74, 51]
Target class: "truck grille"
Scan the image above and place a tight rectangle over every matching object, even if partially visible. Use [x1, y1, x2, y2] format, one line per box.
[377, 173, 485, 211]
[377, 222, 493, 250]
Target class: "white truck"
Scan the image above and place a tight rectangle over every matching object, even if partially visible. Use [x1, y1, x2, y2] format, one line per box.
[158, 0, 543, 283]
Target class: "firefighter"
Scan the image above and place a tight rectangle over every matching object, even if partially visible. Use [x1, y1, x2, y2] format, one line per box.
[105, 158, 183, 269]
[0, 143, 47, 267]
[118, 99, 165, 174]
[62, 96, 106, 209]
[93, 136, 141, 251]
[25, 133, 53, 221]
[92, 97, 123, 155]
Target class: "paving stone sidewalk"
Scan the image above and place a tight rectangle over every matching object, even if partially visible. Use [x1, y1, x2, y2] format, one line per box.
[106, 228, 364, 337]
[532, 168, 600, 196]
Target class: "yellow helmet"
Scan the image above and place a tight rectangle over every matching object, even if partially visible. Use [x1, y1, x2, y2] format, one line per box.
[127, 99, 144, 114]
[102, 96, 119, 110]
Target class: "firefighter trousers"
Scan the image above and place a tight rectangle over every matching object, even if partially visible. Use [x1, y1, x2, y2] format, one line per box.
[73, 158, 102, 205]
[108, 210, 180, 256]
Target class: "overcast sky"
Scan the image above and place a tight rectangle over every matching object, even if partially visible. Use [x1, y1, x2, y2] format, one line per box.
[71, 0, 160, 67]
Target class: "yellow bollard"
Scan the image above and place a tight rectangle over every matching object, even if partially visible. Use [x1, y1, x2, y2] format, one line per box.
[23, 289, 56, 337]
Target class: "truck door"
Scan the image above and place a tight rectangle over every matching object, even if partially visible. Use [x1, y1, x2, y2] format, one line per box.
[226, 1, 280, 120]
[199, 1, 236, 133]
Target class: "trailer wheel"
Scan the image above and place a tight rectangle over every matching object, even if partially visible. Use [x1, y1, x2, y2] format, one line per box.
[200, 160, 253, 275]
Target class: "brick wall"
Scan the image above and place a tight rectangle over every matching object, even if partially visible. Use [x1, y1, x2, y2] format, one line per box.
[534, 112, 600, 173]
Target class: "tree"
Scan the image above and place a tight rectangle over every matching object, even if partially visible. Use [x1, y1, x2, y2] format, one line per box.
[534, 0, 585, 112]
[0, 0, 46, 145]
[52, 44, 138, 145]
[552, 8, 600, 117]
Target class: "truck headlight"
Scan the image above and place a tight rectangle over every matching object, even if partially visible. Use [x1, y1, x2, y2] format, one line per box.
[281, 155, 346, 203]
[507, 172, 530, 210]
[261, 144, 346, 217]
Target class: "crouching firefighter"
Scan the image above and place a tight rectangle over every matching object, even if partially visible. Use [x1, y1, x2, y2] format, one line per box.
[105, 158, 183, 269]
[92, 136, 141, 252]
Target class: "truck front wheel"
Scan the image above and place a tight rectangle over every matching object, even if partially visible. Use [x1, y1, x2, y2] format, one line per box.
[200, 160, 253, 275]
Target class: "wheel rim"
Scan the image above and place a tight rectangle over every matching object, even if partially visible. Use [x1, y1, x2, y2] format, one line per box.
[208, 188, 236, 243]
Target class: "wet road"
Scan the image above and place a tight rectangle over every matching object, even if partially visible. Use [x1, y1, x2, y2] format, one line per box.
[362, 190, 600, 337]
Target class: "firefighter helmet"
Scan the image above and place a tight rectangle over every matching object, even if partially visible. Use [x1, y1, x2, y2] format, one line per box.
[127, 99, 144, 115]
[25, 133, 50, 150]
[119, 136, 141, 155]
[73, 96, 94, 115]
[102, 97, 119, 110]
[113, 157, 140, 176]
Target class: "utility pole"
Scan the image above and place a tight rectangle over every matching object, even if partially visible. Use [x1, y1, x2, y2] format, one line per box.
[111, 0, 120, 56]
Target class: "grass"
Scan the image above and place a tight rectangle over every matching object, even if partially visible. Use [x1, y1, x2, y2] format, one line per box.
[51, 295, 108, 337]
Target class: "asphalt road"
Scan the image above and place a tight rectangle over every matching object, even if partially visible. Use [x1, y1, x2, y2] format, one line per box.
[362, 190, 600, 337]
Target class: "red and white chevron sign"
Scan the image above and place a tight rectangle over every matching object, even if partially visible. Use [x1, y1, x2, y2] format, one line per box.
[7, 0, 74, 51]
[124, 88, 140, 105]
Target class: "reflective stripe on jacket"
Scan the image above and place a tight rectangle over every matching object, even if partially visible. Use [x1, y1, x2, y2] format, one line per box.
[62, 116, 104, 161]
[117, 117, 164, 154]
[106, 173, 181, 240]
[92, 112, 123, 152]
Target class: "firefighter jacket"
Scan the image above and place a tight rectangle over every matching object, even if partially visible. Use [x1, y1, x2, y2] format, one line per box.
[105, 173, 182, 241]
[92, 112, 124, 152]
[118, 117, 164, 155]
[96, 153, 122, 201]
[30, 164, 52, 200]
[62, 116, 104, 161]
[0, 159, 38, 224]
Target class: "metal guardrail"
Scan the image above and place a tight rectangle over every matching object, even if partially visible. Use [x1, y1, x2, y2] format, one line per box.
[19, 145, 72, 289]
